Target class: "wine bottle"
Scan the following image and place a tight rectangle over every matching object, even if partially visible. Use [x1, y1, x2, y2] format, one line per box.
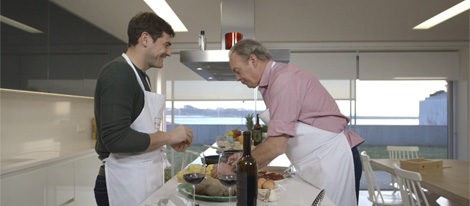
[237, 131, 258, 206]
[252, 114, 262, 146]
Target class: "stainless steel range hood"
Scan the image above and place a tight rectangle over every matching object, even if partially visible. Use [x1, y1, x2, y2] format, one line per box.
[180, 0, 290, 81]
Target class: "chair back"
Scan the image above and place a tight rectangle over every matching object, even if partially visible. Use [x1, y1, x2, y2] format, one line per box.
[393, 164, 429, 206]
[361, 151, 386, 204]
[387, 146, 420, 160]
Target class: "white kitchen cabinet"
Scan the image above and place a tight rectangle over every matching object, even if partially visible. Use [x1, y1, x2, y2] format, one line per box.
[1, 152, 100, 206]
[74, 153, 101, 205]
[1, 167, 48, 205]
[45, 161, 75, 206]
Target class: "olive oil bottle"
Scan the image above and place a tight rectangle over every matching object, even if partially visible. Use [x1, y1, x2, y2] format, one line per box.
[252, 114, 262, 145]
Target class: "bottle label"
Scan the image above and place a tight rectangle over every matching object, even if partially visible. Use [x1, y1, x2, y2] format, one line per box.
[252, 130, 262, 145]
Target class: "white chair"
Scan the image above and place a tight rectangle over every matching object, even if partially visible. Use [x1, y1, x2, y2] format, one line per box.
[393, 164, 429, 206]
[387, 146, 420, 160]
[361, 151, 403, 206]
[387, 146, 420, 192]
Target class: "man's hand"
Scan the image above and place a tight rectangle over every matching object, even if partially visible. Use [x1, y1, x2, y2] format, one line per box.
[147, 125, 193, 152]
[168, 125, 193, 145]
[169, 126, 193, 151]
[171, 140, 189, 152]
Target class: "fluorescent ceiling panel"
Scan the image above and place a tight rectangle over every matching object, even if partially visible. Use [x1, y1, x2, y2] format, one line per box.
[414, 0, 470, 29]
[0, 15, 43, 33]
[143, 0, 188, 32]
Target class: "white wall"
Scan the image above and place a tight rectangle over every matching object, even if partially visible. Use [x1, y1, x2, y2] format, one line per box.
[0, 89, 95, 159]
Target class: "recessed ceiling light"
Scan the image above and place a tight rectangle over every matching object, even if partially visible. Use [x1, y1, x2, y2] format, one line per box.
[413, 0, 470, 30]
[0, 15, 43, 33]
[196, 68, 203, 71]
[143, 0, 188, 32]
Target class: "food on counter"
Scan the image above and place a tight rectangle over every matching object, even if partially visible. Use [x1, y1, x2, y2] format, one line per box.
[258, 177, 266, 189]
[177, 164, 214, 183]
[256, 169, 284, 189]
[261, 179, 275, 189]
[177, 165, 282, 197]
[225, 129, 243, 144]
[258, 177, 276, 189]
[206, 164, 214, 177]
[225, 129, 241, 139]
[235, 135, 243, 144]
[257, 169, 284, 202]
[258, 170, 284, 181]
[232, 129, 242, 137]
[195, 176, 236, 196]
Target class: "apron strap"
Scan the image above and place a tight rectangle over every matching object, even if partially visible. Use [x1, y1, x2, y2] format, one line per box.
[122, 53, 147, 92]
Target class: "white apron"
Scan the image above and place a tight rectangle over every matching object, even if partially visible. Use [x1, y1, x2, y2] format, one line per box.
[104, 53, 167, 206]
[260, 109, 356, 206]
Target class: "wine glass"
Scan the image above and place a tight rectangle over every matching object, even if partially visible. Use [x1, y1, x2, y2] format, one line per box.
[217, 150, 242, 206]
[182, 154, 206, 206]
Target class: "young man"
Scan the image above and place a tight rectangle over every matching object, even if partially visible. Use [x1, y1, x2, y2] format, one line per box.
[229, 39, 364, 206]
[93, 12, 193, 206]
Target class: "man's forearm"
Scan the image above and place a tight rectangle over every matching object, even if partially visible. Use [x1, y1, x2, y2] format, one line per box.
[252, 135, 289, 168]
[146, 131, 171, 151]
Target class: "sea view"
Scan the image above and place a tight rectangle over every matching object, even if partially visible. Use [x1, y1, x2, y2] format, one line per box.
[166, 115, 421, 125]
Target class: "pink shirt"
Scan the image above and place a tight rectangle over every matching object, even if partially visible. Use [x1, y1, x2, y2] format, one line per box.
[258, 61, 364, 147]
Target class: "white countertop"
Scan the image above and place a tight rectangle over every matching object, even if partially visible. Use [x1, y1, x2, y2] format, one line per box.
[141, 147, 334, 206]
[141, 173, 333, 206]
[1, 138, 96, 176]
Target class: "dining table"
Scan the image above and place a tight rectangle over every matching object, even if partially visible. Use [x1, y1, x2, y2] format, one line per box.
[140, 146, 335, 206]
[370, 159, 469, 206]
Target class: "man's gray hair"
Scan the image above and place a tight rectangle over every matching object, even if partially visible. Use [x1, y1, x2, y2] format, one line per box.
[229, 39, 272, 61]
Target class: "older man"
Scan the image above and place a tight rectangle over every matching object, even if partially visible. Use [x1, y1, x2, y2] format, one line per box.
[229, 39, 364, 206]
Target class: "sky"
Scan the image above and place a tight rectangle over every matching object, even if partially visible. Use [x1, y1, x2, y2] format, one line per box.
[355, 80, 447, 117]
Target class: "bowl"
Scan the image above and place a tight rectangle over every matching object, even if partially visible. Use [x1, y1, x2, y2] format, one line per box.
[258, 187, 281, 202]
[204, 155, 220, 165]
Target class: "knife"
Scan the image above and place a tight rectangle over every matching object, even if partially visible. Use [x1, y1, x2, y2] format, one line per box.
[311, 189, 325, 206]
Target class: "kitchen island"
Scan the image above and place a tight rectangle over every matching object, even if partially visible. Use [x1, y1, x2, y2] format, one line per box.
[140, 147, 335, 206]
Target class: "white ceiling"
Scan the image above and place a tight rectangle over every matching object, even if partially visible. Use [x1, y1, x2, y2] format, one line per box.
[52, 0, 469, 49]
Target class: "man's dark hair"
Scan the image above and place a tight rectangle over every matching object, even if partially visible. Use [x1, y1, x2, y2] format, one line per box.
[127, 12, 175, 47]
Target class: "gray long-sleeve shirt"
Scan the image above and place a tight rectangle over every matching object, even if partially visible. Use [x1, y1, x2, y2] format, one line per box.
[94, 56, 152, 160]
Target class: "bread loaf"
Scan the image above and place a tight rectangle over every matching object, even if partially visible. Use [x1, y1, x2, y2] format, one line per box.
[262, 179, 275, 189]
[195, 176, 236, 196]
[258, 177, 267, 189]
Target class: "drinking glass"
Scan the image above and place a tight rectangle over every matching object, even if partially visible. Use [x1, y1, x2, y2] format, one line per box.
[182, 154, 206, 206]
[217, 150, 242, 206]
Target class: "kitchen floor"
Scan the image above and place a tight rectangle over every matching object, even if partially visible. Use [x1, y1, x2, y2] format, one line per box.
[358, 190, 452, 206]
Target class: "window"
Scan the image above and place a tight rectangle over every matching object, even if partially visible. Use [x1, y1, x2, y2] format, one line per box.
[355, 80, 448, 159]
